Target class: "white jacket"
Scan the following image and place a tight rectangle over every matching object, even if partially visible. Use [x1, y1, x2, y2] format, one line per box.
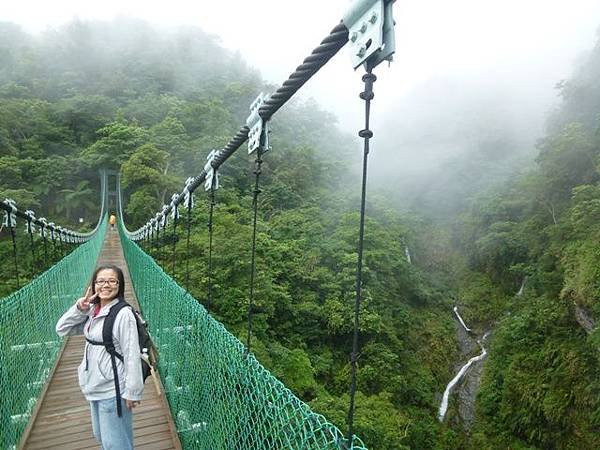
[56, 298, 144, 401]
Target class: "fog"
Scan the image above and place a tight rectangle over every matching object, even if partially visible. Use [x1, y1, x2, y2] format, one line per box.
[3, 0, 600, 214]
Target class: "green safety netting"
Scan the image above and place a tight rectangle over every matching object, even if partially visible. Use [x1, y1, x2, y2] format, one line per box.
[0, 215, 107, 449]
[119, 224, 366, 449]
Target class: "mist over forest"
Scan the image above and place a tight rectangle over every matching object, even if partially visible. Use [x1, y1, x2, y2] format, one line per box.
[2, 15, 600, 450]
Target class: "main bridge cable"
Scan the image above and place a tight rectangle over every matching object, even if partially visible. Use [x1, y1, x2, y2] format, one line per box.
[120, 21, 349, 239]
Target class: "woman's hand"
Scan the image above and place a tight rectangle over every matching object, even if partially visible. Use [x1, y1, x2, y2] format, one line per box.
[76, 286, 98, 312]
[126, 399, 140, 410]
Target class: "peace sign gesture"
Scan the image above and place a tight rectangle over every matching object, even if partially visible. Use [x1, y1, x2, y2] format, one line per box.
[76, 286, 98, 312]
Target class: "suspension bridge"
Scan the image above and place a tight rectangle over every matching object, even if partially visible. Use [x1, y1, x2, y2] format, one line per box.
[0, 1, 396, 448]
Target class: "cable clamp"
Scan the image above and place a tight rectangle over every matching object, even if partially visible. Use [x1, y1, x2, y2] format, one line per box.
[23, 210, 36, 234]
[170, 194, 180, 220]
[161, 205, 169, 228]
[204, 150, 220, 191]
[343, 0, 396, 70]
[38, 218, 47, 238]
[183, 177, 195, 210]
[48, 222, 56, 240]
[2, 198, 17, 228]
[246, 93, 270, 155]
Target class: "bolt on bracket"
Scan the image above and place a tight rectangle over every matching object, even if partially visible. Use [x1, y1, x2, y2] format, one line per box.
[343, 0, 396, 70]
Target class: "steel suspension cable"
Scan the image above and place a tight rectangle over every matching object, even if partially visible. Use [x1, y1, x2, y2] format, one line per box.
[206, 180, 216, 312]
[246, 151, 263, 354]
[41, 226, 48, 268]
[8, 220, 20, 289]
[156, 226, 161, 261]
[171, 213, 178, 277]
[59, 232, 65, 257]
[26, 218, 36, 279]
[185, 202, 192, 292]
[346, 68, 377, 448]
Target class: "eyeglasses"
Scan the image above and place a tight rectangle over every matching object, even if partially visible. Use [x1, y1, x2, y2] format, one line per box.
[95, 279, 119, 286]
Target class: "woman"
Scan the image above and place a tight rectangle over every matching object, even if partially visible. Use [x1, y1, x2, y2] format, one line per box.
[56, 265, 143, 450]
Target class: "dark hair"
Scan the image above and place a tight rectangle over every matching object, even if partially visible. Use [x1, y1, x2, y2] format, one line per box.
[91, 265, 125, 300]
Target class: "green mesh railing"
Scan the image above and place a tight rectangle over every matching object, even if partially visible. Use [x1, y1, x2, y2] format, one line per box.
[0, 215, 107, 450]
[119, 226, 366, 449]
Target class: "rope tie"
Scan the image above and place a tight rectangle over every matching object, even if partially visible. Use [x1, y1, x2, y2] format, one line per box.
[346, 68, 377, 448]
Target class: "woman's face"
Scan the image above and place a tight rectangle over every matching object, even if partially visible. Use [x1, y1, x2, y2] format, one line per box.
[94, 268, 120, 301]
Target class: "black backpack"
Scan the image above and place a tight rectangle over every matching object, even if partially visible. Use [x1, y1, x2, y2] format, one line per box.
[86, 299, 157, 416]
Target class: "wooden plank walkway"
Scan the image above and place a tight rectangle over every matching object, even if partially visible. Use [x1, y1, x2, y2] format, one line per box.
[20, 228, 182, 450]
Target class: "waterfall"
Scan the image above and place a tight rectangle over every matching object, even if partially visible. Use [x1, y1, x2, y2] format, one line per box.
[516, 276, 527, 296]
[404, 246, 411, 264]
[438, 333, 489, 422]
[453, 306, 472, 333]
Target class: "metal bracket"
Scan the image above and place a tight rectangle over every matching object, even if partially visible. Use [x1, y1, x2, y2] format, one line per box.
[246, 93, 270, 155]
[204, 150, 220, 191]
[343, 0, 396, 70]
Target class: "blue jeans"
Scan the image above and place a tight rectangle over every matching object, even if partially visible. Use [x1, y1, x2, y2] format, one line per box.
[90, 397, 134, 449]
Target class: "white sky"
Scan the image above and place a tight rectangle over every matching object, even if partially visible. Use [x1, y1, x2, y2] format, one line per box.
[2, 0, 600, 140]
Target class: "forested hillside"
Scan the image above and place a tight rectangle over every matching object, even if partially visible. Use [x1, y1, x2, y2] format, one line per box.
[2, 18, 600, 450]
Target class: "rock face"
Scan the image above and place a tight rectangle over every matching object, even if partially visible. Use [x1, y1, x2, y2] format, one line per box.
[574, 305, 596, 334]
[455, 319, 477, 358]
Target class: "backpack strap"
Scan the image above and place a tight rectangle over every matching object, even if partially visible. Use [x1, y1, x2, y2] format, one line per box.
[86, 299, 130, 417]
